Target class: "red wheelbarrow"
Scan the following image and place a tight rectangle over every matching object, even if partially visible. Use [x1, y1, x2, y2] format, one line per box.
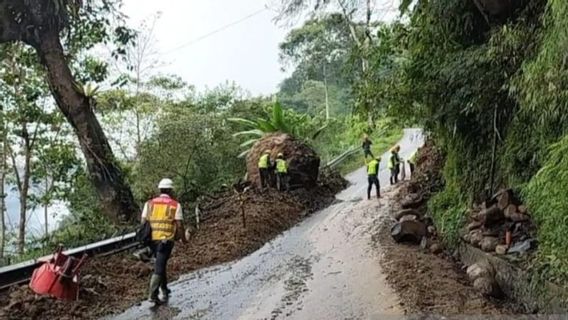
[29, 247, 88, 301]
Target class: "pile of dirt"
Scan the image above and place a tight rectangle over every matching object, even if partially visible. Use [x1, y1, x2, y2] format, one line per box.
[462, 189, 537, 256]
[0, 173, 346, 320]
[401, 138, 445, 199]
[375, 192, 512, 316]
[246, 133, 320, 188]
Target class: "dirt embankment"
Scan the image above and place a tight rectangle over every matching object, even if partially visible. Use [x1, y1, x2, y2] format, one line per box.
[374, 141, 514, 316]
[0, 171, 347, 320]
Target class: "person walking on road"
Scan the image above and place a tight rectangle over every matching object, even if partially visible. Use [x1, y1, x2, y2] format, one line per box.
[367, 156, 381, 200]
[362, 134, 374, 159]
[389, 146, 401, 185]
[258, 150, 272, 190]
[275, 153, 289, 191]
[142, 178, 187, 304]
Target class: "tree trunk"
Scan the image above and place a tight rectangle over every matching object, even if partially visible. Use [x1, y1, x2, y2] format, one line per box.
[18, 127, 31, 254]
[44, 177, 49, 242]
[35, 30, 139, 222]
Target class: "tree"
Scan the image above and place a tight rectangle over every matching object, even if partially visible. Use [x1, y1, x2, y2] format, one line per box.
[0, 0, 138, 222]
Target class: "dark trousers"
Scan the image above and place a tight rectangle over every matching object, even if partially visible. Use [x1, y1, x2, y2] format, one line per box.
[409, 163, 415, 176]
[259, 168, 269, 189]
[390, 167, 399, 185]
[151, 240, 174, 291]
[363, 149, 374, 159]
[276, 173, 288, 191]
[367, 176, 380, 199]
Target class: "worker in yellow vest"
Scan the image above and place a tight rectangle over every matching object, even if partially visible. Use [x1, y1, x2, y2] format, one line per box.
[141, 178, 187, 304]
[408, 150, 417, 177]
[258, 150, 272, 190]
[275, 153, 289, 191]
[389, 146, 401, 185]
[367, 156, 381, 199]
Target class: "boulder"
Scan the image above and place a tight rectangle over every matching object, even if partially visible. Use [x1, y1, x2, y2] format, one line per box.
[469, 230, 484, 247]
[430, 243, 443, 255]
[467, 221, 483, 231]
[473, 277, 501, 298]
[480, 237, 500, 252]
[246, 133, 320, 188]
[394, 209, 421, 221]
[391, 220, 427, 244]
[401, 193, 424, 209]
[399, 215, 418, 222]
[495, 244, 508, 255]
[466, 261, 495, 281]
[518, 205, 528, 215]
[509, 213, 529, 222]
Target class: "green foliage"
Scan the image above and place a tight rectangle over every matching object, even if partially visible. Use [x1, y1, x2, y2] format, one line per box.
[523, 134, 568, 283]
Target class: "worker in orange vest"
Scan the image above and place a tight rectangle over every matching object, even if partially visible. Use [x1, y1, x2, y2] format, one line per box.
[141, 178, 187, 304]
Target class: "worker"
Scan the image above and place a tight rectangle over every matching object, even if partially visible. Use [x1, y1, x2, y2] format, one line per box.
[258, 150, 272, 190]
[408, 150, 417, 177]
[367, 156, 381, 200]
[142, 178, 187, 304]
[361, 134, 374, 159]
[275, 153, 289, 191]
[389, 146, 401, 185]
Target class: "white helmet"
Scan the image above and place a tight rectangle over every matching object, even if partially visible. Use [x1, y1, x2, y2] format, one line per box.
[158, 178, 174, 190]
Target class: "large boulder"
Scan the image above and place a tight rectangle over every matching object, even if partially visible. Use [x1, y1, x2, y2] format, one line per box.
[246, 133, 320, 188]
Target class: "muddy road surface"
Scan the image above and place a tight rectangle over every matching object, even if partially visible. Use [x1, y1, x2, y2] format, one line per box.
[110, 129, 424, 320]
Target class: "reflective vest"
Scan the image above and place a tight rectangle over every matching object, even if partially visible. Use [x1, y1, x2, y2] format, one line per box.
[409, 151, 417, 164]
[367, 159, 379, 175]
[276, 159, 288, 173]
[388, 153, 397, 169]
[258, 154, 270, 169]
[147, 196, 178, 241]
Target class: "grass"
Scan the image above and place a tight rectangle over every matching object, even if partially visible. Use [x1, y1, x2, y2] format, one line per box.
[337, 130, 403, 176]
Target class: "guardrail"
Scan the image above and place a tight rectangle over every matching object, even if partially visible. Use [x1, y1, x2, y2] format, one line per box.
[324, 147, 358, 170]
[0, 147, 358, 291]
[0, 232, 138, 290]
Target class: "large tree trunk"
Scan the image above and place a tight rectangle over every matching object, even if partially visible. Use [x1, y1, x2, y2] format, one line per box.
[0, 121, 6, 258]
[35, 30, 139, 222]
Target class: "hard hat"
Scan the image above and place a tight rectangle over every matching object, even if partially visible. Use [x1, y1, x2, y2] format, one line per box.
[277, 153, 284, 157]
[264, 150, 271, 154]
[158, 178, 174, 189]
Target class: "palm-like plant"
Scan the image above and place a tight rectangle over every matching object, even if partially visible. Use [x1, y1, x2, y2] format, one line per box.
[229, 101, 326, 158]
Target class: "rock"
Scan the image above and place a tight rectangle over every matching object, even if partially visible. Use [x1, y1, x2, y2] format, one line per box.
[509, 213, 529, 222]
[467, 221, 483, 231]
[391, 220, 427, 244]
[480, 236, 500, 252]
[518, 205, 528, 215]
[246, 133, 320, 188]
[394, 209, 421, 221]
[401, 193, 424, 209]
[420, 236, 429, 250]
[469, 230, 484, 247]
[503, 204, 517, 218]
[399, 215, 418, 222]
[479, 206, 504, 225]
[473, 277, 501, 298]
[430, 243, 443, 255]
[495, 244, 508, 255]
[427, 225, 436, 235]
[466, 262, 495, 281]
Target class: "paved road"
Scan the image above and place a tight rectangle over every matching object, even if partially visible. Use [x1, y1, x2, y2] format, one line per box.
[111, 129, 424, 320]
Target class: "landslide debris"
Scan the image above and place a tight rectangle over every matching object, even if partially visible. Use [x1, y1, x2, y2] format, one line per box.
[0, 171, 346, 320]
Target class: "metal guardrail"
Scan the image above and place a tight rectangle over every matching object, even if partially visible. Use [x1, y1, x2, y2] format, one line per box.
[324, 147, 358, 170]
[0, 232, 138, 290]
[0, 148, 358, 291]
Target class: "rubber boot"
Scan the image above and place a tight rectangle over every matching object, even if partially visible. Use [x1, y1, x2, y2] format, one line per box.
[148, 274, 162, 304]
[159, 276, 170, 302]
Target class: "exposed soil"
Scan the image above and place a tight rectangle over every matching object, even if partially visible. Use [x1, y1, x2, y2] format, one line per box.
[0, 171, 346, 320]
[374, 140, 512, 316]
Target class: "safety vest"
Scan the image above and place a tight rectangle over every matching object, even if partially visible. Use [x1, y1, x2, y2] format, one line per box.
[276, 159, 288, 173]
[258, 154, 269, 169]
[147, 196, 178, 241]
[409, 151, 417, 164]
[367, 159, 379, 175]
[388, 153, 397, 169]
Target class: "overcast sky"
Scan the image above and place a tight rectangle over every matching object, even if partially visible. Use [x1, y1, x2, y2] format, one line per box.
[121, 0, 288, 96]
[120, 0, 400, 96]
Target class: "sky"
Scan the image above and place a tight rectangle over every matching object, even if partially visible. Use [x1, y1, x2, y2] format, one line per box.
[121, 0, 290, 96]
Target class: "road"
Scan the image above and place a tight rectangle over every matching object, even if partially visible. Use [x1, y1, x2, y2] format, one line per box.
[110, 129, 424, 320]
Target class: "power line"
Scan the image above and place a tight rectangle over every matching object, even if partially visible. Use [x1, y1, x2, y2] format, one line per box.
[162, 7, 269, 55]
